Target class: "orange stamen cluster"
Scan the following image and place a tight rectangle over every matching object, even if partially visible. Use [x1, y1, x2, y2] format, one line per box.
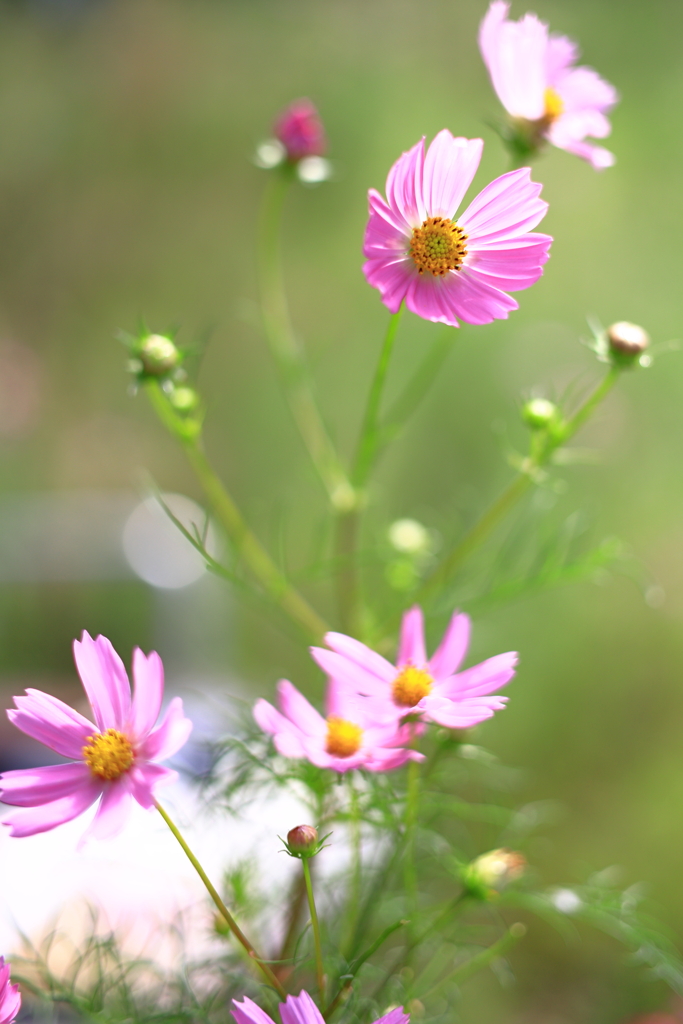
[82, 729, 134, 780]
[409, 216, 468, 276]
[392, 664, 434, 708]
[543, 87, 564, 123]
[325, 717, 363, 758]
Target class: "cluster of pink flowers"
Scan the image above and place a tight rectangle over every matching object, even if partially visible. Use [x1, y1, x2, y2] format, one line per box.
[255, 605, 517, 773]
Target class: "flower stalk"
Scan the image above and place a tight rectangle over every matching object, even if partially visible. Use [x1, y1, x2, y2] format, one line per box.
[302, 856, 326, 997]
[145, 380, 328, 642]
[155, 800, 287, 999]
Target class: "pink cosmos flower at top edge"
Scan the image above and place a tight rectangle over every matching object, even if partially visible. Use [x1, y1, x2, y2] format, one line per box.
[0, 958, 20, 1024]
[362, 130, 552, 327]
[233, 990, 409, 1024]
[253, 674, 423, 774]
[479, 1, 619, 169]
[274, 98, 327, 161]
[311, 606, 517, 730]
[0, 632, 192, 843]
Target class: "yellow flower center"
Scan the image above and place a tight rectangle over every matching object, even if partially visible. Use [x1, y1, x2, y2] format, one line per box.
[82, 729, 134, 780]
[325, 717, 363, 758]
[543, 87, 564, 123]
[392, 664, 434, 708]
[409, 216, 468, 276]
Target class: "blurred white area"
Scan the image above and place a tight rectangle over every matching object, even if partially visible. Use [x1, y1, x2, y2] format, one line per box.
[123, 493, 218, 589]
[0, 778, 311, 965]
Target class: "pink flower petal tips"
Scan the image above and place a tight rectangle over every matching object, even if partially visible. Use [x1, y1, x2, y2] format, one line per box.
[311, 606, 517, 730]
[233, 990, 410, 1024]
[0, 959, 20, 1024]
[362, 130, 552, 327]
[0, 632, 192, 842]
[479, 1, 619, 169]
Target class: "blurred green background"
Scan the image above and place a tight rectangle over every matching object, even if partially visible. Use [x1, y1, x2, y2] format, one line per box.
[1, 0, 683, 1020]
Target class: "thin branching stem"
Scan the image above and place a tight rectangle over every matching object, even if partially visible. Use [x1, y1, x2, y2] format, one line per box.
[145, 380, 328, 642]
[416, 365, 621, 603]
[155, 801, 287, 999]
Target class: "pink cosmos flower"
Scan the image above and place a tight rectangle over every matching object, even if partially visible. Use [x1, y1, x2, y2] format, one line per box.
[0, 632, 192, 842]
[0, 959, 20, 1024]
[362, 130, 551, 327]
[253, 676, 422, 774]
[233, 990, 409, 1024]
[479, 1, 618, 169]
[274, 99, 327, 161]
[311, 606, 516, 730]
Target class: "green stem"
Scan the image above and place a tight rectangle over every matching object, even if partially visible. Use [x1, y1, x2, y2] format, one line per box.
[403, 754, 421, 925]
[352, 307, 405, 490]
[420, 922, 526, 1000]
[342, 776, 362, 957]
[416, 365, 621, 602]
[258, 170, 354, 511]
[155, 801, 287, 999]
[324, 919, 407, 1020]
[333, 308, 404, 633]
[302, 857, 325, 997]
[146, 381, 328, 642]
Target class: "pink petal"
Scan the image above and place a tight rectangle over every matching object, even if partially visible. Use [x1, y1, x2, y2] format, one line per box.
[9, 689, 94, 759]
[444, 651, 518, 698]
[555, 138, 615, 169]
[275, 680, 326, 738]
[364, 747, 424, 772]
[280, 991, 325, 1024]
[374, 1009, 410, 1024]
[545, 31, 580, 79]
[385, 138, 426, 227]
[429, 612, 471, 679]
[73, 631, 131, 731]
[554, 66, 618, 114]
[466, 233, 552, 291]
[129, 763, 177, 809]
[397, 606, 426, 666]
[311, 647, 390, 699]
[0, 762, 92, 807]
[130, 648, 164, 739]
[421, 694, 508, 728]
[459, 168, 548, 241]
[364, 188, 412, 243]
[479, 2, 548, 119]
[438, 268, 519, 325]
[79, 780, 134, 844]
[421, 132, 483, 219]
[0, 987, 20, 1024]
[363, 256, 413, 314]
[321, 632, 395, 683]
[1, 781, 101, 837]
[405, 273, 462, 327]
[232, 996, 276, 1024]
[138, 696, 192, 762]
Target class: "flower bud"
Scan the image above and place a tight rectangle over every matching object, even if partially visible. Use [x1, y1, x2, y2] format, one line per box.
[139, 334, 181, 377]
[169, 386, 199, 413]
[286, 824, 319, 854]
[606, 321, 650, 367]
[388, 518, 431, 556]
[274, 99, 327, 162]
[521, 397, 559, 430]
[461, 847, 526, 898]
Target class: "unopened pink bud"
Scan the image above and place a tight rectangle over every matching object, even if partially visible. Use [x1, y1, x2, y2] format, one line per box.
[606, 321, 650, 357]
[274, 100, 327, 161]
[287, 824, 318, 853]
